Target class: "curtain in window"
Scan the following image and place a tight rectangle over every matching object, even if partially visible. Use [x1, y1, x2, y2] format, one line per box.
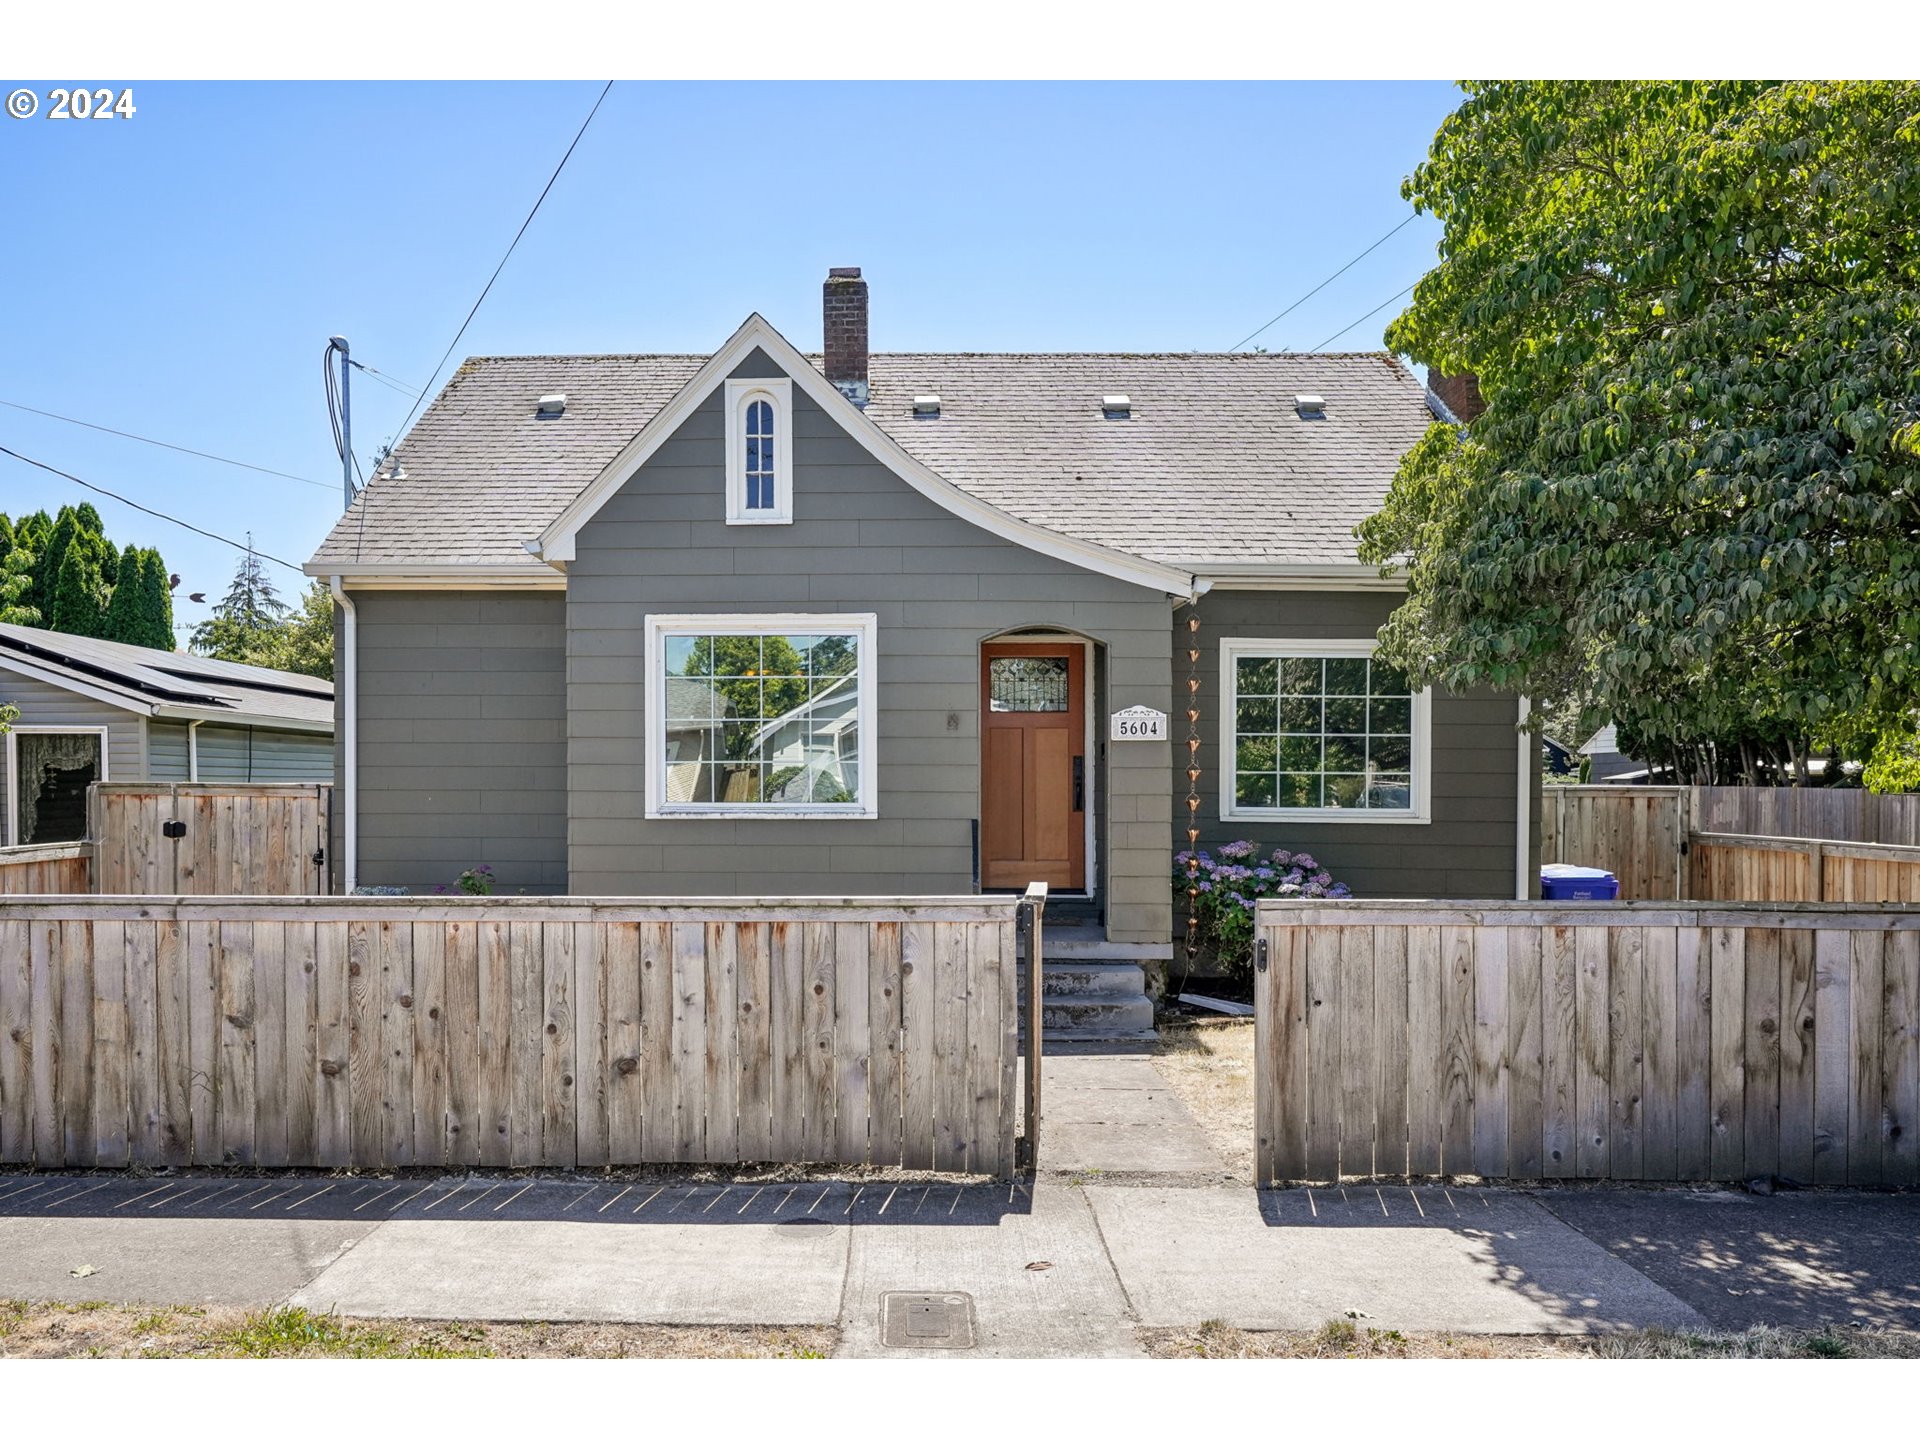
[15, 731, 101, 844]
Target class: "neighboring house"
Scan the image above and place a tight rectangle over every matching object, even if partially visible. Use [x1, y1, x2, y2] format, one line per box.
[1542, 734, 1578, 777]
[1580, 724, 1649, 784]
[308, 268, 1538, 951]
[0, 622, 333, 847]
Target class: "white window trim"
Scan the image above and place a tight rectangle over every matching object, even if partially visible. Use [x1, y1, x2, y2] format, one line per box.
[5, 725, 111, 847]
[644, 612, 878, 820]
[723, 377, 793, 525]
[1218, 637, 1432, 826]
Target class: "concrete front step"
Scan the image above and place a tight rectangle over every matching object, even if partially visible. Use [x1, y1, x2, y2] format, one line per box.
[1016, 961, 1157, 1043]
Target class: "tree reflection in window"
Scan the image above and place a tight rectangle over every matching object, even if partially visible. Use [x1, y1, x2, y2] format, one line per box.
[661, 631, 860, 806]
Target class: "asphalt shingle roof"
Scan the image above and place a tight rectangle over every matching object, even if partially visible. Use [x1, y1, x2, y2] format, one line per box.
[309, 350, 1434, 577]
[0, 623, 334, 728]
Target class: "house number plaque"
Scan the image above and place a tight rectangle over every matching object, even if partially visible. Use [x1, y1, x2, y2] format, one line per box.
[1109, 705, 1168, 741]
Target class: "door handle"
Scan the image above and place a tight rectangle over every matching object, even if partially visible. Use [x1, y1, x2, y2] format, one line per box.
[1073, 755, 1085, 813]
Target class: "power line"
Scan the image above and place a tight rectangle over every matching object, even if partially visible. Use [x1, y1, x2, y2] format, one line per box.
[390, 80, 614, 443]
[1311, 281, 1419, 352]
[0, 397, 333, 490]
[346, 359, 421, 398]
[0, 444, 306, 576]
[1228, 213, 1419, 353]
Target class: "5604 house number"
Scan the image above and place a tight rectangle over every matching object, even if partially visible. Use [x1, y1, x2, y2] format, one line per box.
[1109, 706, 1168, 741]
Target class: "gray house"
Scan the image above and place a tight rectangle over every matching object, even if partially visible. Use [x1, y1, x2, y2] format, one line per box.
[309, 269, 1538, 963]
[0, 623, 333, 847]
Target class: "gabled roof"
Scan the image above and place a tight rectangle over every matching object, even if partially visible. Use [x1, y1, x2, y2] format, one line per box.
[307, 314, 1437, 589]
[0, 623, 334, 731]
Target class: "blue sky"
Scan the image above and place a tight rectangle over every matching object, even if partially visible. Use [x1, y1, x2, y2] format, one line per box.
[0, 80, 1456, 629]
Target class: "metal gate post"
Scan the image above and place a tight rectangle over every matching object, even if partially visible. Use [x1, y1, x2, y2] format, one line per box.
[1016, 880, 1047, 1172]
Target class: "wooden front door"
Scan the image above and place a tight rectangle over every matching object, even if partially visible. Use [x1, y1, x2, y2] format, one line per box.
[980, 642, 1085, 891]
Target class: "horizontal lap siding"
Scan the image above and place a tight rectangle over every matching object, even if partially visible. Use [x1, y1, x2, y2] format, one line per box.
[347, 592, 569, 894]
[193, 725, 334, 783]
[567, 350, 1175, 942]
[0, 669, 146, 844]
[1187, 589, 1527, 900]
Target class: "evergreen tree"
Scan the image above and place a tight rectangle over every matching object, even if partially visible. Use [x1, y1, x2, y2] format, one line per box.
[102, 543, 145, 646]
[10, 511, 52, 625]
[49, 540, 107, 637]
[35, 507, 82, 614]
[190, 542, 288, 666]
[140, 548, 176, 650]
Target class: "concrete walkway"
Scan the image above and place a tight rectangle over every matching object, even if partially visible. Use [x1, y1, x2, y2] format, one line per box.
[2, 1054, 1915, 1352]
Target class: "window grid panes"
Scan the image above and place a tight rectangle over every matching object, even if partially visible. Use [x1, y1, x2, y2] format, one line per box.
[744, 398, 775, 510]
[660, 630, 861, 808]
[1232, 653, 1413, 812]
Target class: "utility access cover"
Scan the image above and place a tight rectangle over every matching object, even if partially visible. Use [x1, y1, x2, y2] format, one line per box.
[881, 1291, 976, 1350]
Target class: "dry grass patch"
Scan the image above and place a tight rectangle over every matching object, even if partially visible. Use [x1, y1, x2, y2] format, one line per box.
[1144, 1318, 1920, 1359]
[1153, 1016, 1256, 1180]
[0, 1301, 832, 1359]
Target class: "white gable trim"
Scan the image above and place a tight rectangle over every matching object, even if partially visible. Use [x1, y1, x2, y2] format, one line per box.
[533, 313, 1197, 597]
[0, 650, 154, 716]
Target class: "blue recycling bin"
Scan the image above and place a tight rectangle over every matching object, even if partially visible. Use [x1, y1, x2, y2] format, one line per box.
[1539, 863, 1620, 901]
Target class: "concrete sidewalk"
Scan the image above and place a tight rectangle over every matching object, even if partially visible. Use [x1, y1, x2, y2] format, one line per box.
[2, 1056, 1915, 1352]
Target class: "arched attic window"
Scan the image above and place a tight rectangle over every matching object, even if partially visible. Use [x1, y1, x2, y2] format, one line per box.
[724, 377, 793, 524]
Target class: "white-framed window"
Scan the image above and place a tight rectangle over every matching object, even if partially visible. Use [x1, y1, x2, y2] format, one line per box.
[1219, 638, 1431, 824]
[5, 725, 110, 846]
[724, 377, 793, 524]
[644, 613, 877, 819]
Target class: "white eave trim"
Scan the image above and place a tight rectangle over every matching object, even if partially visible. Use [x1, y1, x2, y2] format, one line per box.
[307, 564, 568, 590]
[0, 650, 156, 715]
[151, 704, 335, 734]
[1195, 565, 1408, 593]
[534, 313, 1197, 599]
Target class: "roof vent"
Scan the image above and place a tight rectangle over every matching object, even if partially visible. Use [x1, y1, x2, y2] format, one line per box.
[1294, 393, 1326, 418]
[912, 394, 941, 417]
[1101, 394, 1131, 418]
[535, 393, 567, 417]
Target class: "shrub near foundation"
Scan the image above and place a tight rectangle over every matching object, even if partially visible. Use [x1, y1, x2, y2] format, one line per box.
[1172, 842, 1350, 988]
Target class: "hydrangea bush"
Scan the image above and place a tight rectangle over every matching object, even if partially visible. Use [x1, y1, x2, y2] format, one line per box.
[1172, 841, 1351, 985]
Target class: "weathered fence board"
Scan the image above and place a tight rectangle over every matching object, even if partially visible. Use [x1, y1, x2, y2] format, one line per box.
[1255, 900, 1920, 1185]
[0, 894, 1030, 1176]
[0, 844, 92, 895]
[89, 784, 331, 895]
[1540, 787, 1688, 899]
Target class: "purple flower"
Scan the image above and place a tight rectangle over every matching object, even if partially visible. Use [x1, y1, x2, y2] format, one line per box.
[1314, 869, 1333, 886]
[1198, 881, 1212, 893]
[1293, 853, 1317, 871]
[1270, 849, 1294, 866]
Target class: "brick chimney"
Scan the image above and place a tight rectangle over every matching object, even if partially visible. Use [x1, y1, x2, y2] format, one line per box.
[1429, 370, 1486, 423]
[823, 266, 869, 407]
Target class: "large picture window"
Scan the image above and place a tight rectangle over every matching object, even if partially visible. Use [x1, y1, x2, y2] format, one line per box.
[1220, 638, 1430, 824]
[645, 613, 877, 818]
[7, 727, 107, 845]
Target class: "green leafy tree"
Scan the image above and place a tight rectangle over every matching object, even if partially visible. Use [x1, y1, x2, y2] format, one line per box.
[190, 542, 288, 666]
[1, 543, 38, 626]
[1357, 81, 1920, 785]
[139, 548, 176, 650]
[273, 580, 335, 680]
[101, 543, 144, 645]
[98, 543, 175, 650]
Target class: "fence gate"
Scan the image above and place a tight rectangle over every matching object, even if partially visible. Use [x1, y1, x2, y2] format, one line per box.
[89, 783, 332, 895]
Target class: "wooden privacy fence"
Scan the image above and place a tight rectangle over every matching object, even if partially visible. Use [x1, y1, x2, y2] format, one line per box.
[1253, 900, 1920, 1186]
[0, 894, 1034, 1177]
[1540, 786, 1689, 899]
[90, 783, 332, 896]
[1692, 834, 1920, 904]
[1693, 785, 1920, 846]
[0, 844, 91, 896]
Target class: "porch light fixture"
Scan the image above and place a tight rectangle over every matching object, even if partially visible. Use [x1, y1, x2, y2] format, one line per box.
[1101, 394, 1131, 417]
